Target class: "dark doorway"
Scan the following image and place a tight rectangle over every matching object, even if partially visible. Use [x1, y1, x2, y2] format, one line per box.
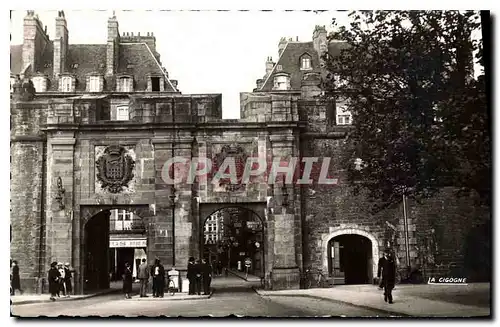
[151, 77, 160, 91]
[201, 207, 265, 278]
[328, 234, 372, 285]
[83, 209, 147, 292]
[84, 211, 110, 292]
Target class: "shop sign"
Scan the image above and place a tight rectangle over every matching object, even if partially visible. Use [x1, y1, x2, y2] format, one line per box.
[110, 239, 147, 248]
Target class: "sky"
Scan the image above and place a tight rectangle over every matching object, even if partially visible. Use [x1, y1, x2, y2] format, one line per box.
[10, 10, 350, 118]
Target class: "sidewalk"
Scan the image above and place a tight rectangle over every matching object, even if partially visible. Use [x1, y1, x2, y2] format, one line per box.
[227, 269, 262, 283]
[255, 283, 490, 317]
[131, 291, 213, 301]
[10, 281, 123, 306]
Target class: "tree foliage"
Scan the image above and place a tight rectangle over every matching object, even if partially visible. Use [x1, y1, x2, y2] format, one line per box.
[323, 11, 489, 210]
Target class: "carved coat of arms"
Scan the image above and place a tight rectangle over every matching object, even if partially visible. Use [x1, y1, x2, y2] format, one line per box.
[212, 144, 248, 192]
[96, 145, 135, 193]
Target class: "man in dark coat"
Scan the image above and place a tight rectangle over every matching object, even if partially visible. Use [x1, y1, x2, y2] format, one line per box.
[194, 259, 203, 295]
[48, 262, 61, 301]
[377, 252, 389, 289]
[156, 260, 166, 297]
[11, 260, 23, 295]
[187, 257, 196, 295]
[382, 251, 397, 304]
[201, 259, 212, 295]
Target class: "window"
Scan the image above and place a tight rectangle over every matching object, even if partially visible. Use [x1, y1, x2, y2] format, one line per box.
[88, 76, 100, 92]
[151, 77, 160, 91]
[118, 77, 133, 92]
[336, 105, 352, 125]
[116, 106, 129, 121]
[276, 65, 283, 72]
[32, 77, 45, 92]
[274, 74, 290, 90]
[301, 57, 312, 70]
[115, 210, 133, 230]
[61, 76, 73, 92]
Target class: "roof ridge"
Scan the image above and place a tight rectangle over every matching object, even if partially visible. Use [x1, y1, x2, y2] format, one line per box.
[259, 42, 290, 91]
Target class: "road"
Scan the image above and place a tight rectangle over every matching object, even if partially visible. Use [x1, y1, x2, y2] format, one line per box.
[11, 276, 389, 317]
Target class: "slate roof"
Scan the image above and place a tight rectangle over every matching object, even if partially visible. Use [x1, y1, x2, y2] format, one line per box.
[10, 41, 177, 92]
[118, 43, 176, 92]
[258, 40, 350, 92]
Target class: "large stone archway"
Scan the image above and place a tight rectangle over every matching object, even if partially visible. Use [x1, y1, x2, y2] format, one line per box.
[321, 227, 380, 283]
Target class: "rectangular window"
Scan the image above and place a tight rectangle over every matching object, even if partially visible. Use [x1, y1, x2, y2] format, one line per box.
[151, 77, 160, 91]
[88, 76, 100, 92]
[61, 77, 72, 92]
[301, 57, 311, 70]
[337, 115, 352, 125]
[274, 76, 289, 90]
[116, 106, 129, 121]
[118, 77, 132, 92]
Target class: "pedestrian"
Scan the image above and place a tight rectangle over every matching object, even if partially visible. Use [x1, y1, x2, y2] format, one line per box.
[194, 259, 203, 295]
[57, 262, 66, 297]
[156, 260, 165, 297]
[48, 261, 60, 301]
[151, 259, 159, 297]
[187, 257, 196, 295]
[123, 262, 133, 299]
[201, 258, 212, 295]
[10, 260, 23, 295]
[377, 251, 389, 289]
[382, 251, 397, 304]
[137, 258, 149, 298]
[64, 263, 72, 297]
[217, 260, 223, 276]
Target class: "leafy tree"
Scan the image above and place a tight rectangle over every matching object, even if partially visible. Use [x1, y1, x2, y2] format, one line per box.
[323, 10, 489, 210]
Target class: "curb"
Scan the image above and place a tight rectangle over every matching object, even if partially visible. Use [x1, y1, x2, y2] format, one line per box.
[10, 289, 120, 306]
[254, 289, 410, 317]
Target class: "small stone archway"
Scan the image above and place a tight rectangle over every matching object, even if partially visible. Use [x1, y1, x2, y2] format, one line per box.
[321, 228, 380, 283]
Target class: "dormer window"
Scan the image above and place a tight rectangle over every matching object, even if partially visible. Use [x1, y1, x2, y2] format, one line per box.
[87, 75, 102, 92]
[60, 76, 75, 92]
[32, 75, 47, 92]
[10, 77, 16, 93]
[147, 74, 164, 92]
[273, 73, 290, 91]
[117, 76, 133, 92]
[336, 104, 352, 125]
[300, 55, 312, 70]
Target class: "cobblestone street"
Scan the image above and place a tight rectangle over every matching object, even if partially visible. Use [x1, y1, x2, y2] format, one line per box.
[11, 276, 389, 317]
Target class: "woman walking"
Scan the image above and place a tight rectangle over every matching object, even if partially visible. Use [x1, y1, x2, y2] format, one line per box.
[123, 262, 133, 299]
[10, 260, 23, 295]
[382, 251, 397, 304]
[48, 262, 60, 301]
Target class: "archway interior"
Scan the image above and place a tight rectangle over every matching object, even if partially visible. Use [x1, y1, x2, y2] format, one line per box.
[328, 234, 372, 285]
[84, 209, 146, 292]
[202, 207, 264, 278]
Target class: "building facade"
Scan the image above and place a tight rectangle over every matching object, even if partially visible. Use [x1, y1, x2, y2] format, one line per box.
[10, 13, 490, 294]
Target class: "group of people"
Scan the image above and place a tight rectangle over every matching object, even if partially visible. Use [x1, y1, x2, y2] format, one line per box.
[48, 261, 73, 301]
[377, 249, 397, 304]
[187, 257, 212, 295]
[123, 258, 168, 299]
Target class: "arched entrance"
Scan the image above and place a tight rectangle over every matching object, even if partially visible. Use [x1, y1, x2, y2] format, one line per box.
[83, 208, 147, 292]
[200, 206, 265, 278]
[322, 228, 379, 285]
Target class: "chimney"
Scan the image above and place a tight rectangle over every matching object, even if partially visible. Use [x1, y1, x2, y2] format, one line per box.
[313, 25, 328, 58]
[53, 10, 68, 77]
[265, 56, 274, 76]
[106, 13, 120, 75]
[278, 37, 287, 57]
[22, 10, 49, 74]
